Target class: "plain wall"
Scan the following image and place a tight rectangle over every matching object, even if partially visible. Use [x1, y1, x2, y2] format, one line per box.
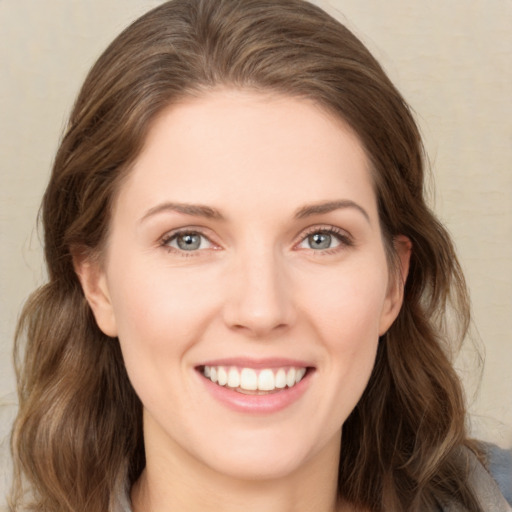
[1, 0, 511, 503]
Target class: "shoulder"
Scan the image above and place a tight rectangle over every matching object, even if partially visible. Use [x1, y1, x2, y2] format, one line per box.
[484, 443, 512, 506]
[117, 477, 134, 512]
[440, 444, 512, 512]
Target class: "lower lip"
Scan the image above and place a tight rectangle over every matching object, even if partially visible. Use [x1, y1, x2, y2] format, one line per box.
[197, 370, 313, 414]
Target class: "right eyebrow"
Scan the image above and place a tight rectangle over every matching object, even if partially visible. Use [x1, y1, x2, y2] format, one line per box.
[139, 202, 225, 223]
[294, 199, 370, 224]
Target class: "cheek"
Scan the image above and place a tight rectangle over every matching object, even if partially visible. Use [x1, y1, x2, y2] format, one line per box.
[106, 259, 220, 414]
[106, 255, 221, 358]
[301, 260, 389, 340]
[299, 259, 388, 410]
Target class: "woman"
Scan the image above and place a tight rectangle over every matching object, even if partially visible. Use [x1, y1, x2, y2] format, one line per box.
[9, 1, 511, 511]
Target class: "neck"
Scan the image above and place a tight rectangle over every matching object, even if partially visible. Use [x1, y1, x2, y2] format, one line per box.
[131, 420, 344, 512]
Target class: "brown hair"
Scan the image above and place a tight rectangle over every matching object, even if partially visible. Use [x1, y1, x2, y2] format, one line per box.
[11, 1, 481, 510]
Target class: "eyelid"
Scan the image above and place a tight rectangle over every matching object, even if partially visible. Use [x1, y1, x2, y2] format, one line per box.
[158, 224, 353, 255]
[160, 226, 221, 253]
[294, 224, 354, 251]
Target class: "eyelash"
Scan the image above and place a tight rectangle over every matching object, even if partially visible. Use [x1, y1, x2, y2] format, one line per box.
[160, 229, 216, 257]
[159, 225, 353, 256]
[298, 225, 354, 255]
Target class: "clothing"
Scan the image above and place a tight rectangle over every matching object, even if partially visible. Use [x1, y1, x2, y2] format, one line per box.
[438, 445, 512, 511]
[486, 443, 512, 505]
[117, 445, 512, 512]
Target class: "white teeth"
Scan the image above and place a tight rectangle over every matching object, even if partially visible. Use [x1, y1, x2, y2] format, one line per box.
[286, 368, 296, 387]
[217, 367, 228, 386]
[258, 369, 275, 391]
[227, 367, 240, 388]
[275, 368, 287, 389]
[240, 368, 258, 390]
[202, 365, 308, 392]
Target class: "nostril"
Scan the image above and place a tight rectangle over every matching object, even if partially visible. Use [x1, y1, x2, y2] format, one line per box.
[228, 321, 290, 338]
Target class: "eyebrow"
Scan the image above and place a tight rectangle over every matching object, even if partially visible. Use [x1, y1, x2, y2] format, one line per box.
[140, 199, 370, 224]
[294, 200, 370, 223]
[140, 202, 225, 223]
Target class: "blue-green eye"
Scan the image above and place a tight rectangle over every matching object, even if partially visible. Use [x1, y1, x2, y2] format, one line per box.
[164, 232, 213, 251]
[307, 232, 336, 250]
[298, 228, 348, 251]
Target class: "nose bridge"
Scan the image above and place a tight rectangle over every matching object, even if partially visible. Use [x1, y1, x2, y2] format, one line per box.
[223, 243, 294, 336]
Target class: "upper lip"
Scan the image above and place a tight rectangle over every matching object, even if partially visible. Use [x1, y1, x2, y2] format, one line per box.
[196, 357, 314, 369]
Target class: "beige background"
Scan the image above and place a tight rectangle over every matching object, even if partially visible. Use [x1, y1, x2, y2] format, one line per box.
[1, 0, 511, 502]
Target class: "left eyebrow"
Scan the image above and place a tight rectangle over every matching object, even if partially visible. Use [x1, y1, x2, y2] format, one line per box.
[139, 202, 225, 223]
[294, 200, 370, 224]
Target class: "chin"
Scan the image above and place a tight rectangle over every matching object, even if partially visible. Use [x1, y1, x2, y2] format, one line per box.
[189, 425, 339, 483]
[204, 448, 310, 482]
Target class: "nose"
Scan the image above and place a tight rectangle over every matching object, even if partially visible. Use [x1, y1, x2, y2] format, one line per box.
[222, 248, 295, 338]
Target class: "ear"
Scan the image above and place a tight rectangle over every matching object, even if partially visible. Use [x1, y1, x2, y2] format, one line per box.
[379, 235, 412, 335]
[72, 250, 118, 337]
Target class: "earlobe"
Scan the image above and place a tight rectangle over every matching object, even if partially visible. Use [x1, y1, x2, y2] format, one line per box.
[72, 251, 118, 337]
[379, 235, 412, 335]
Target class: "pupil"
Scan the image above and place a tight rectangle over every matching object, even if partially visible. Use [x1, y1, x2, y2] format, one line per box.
[178, 234, 200, 250]
[309, 233, 331, 249]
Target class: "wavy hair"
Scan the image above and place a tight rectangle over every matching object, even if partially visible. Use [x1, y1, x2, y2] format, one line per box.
[11, 1, 481, 510]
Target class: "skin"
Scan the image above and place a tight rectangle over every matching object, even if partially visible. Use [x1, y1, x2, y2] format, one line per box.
[77, 89, 411, 512]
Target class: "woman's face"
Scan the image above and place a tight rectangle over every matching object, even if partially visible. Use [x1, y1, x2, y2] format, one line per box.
[81, 90, 408, 480]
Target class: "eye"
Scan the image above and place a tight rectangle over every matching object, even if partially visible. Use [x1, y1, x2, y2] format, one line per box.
[297, 227, 352, 251]
[304, 232, 338, 250]
[163, 231, 214, 252]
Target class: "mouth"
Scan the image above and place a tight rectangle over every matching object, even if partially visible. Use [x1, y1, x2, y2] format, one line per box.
[196, 359, 315, 413]
[197, 365, 312, 395]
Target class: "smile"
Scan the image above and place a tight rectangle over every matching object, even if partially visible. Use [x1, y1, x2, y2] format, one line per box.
[202, 365, 308, 394]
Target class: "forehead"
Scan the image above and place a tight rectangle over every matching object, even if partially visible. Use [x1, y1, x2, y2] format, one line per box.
[115, 89, 377, 221]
